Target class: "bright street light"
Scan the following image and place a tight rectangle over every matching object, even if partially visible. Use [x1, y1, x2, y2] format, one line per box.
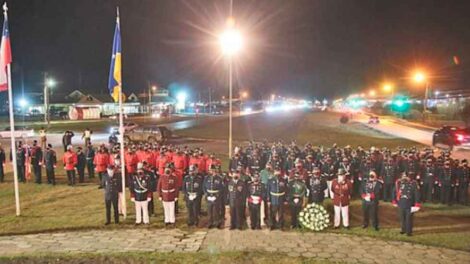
[219, 27, 244, 56]
[369, 90, 376, 97]
[46, 78, 56, 87]
[18, 98, 28, 108]
[383, 83, 393, 93]
[152, 85, 157, 91]
[241, 91, 248, 98]
[413, 72, 426, 83]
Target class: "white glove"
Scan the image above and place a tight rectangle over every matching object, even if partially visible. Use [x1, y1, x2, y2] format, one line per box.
[411, 207, 420, 213]
[175, 198, 178, 201]
[131, 198, 135, 202]
[146, 198, 152, 202]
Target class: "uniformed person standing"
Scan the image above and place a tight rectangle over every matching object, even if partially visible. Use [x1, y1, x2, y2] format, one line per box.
[76, 147, 86, 183]
[44, 144, 57, 185]
[63, 145, 78, 186]
[85, 143, 95, 179]
[130, 165, 152, 225]
[15, 143, 26, 183]
[259, 163, 274, 224]
[183, 165, 204, 226]
[102, 165, 122, 225]
[144, 162, 157, 216]
[0, 144, 5, 182]
[266, 169, 288, 230]
[288, 172, 307, 229]
[421, 158, 437, 203]
[94, 145, 110, 189]
[381, 158, 398, 202]
[157, 167, 179, 227]
[82, 128, 92, 147]
[392, 172, 421, 236]
[247, 173, 264, 230]
[30, 140, 43, 184]
[38, 127, 47, 150]
[227, 170, 248, 230]
[203, 166, 224, 228]
[332, 169, 353, 229]
[457, 160, 469, 205]
[438, 160, 455, 205]
[361, 171, 382, 230]
[62, 130, 74, 152]
[306, 167, 327, 204]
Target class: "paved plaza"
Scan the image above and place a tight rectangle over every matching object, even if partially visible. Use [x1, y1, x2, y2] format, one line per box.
[0, 228, 469, 264]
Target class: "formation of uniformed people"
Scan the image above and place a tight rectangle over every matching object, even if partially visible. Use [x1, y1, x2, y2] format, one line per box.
[3, 135, 469, 235]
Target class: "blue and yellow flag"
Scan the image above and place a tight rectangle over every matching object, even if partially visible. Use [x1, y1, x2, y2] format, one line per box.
[108, 8, 121, 103]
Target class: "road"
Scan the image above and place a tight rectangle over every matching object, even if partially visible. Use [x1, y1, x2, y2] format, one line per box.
[0, 110, 262, 149]
[356, 113, 470, 160]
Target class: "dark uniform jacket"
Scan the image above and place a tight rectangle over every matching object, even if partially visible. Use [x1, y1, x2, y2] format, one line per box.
[44, 150, 57, 169]
[130, 173, 152, 201]
[421, 165, 437, 184]
[287, 179, 307, 206]
[266, 176, 288, 205]
[102, 172, 122, 200]
[381, 163, 398, 184]
[30, 146, 43, 166]
[438, 167, 456, 186]
[392, 179, 420, 209]
[183, 174, 204, 201]
[458, 166, 469, 186]
[203, 175, 224, 202]
[360, 180, 382, 203]
[306, 175, 327, 203]
[227, 179, 247, 207]
[247, 181, 264, 205]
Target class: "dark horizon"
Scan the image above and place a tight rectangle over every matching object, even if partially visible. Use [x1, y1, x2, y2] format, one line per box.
[4, 0, 470, 101]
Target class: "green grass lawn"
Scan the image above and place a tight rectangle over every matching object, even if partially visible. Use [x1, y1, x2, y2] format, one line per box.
[0, 178, 469, 251]
[177, 111, 421, 148]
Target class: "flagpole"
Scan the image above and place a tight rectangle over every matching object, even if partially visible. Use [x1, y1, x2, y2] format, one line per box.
[4, 12, 20, 217]
[116, 7, 127, 219]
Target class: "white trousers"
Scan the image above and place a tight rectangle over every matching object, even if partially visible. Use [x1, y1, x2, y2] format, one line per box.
[325, 180, 334, 198]
[134, 200, 149, 224]
[163, 201, 175, 223]
[334, 205, 349, 227]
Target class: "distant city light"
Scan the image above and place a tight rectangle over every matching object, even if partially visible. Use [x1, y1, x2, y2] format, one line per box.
[18, 98, 28, 108]
[176, 92, 187, 111]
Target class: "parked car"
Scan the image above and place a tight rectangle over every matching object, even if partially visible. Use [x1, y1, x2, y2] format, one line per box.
[109, 122, 139, 134]
[0, 126, 34, 138]
[432, 126, 470, 150]
[368, 116, 380, 124]
[123, 126, 171, 143]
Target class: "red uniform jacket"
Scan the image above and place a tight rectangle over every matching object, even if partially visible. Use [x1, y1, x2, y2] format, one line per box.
[63, 151, 78, 171]
[158, 155, 171, 175]
[206, 158, 221, 172]
[173, 154, 187, 187]
[94, 152, 110, 173]
[151, 150, 160, 168]
[189, 157, 206, 173]
[157, 173, 179, 201]
[125, 152, 139, 174]
[136, 150, 146, 162]
[332, 179, 353, 206]
[141, 151, 155, 168]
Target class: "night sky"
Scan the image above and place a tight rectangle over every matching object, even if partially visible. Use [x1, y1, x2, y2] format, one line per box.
[5, 0, 470, 100]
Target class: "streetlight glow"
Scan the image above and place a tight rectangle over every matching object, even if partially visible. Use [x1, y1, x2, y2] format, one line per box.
[46, 78, 56, 87]
[219, 28, 244, 56]
[241, 91, 248, 98]
[383, 83, 393, 92]
[369, 89, 376, 97]
[413, 72, 426, 83]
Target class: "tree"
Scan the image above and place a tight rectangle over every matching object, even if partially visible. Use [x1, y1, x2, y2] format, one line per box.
[461, 103, 470, 127]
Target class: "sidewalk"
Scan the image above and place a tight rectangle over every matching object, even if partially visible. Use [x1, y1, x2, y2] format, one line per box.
[0, 228, 469, 263]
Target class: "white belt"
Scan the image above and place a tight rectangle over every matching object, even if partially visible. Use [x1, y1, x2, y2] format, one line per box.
[161, 189, 175, 193]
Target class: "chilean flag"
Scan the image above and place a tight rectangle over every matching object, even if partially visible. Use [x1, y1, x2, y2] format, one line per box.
[0, 3, 12, 92]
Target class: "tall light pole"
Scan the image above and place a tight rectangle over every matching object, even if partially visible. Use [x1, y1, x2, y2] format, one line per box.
[219, 18, 243, 158]
[43, 73, 56, 125]
[413, 71, 429, 112]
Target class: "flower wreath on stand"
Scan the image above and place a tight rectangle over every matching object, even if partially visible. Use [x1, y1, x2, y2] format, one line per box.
[299, 203, 330, 231]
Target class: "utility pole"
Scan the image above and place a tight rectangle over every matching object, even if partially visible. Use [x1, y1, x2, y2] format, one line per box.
[209, 86, 212, 114]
